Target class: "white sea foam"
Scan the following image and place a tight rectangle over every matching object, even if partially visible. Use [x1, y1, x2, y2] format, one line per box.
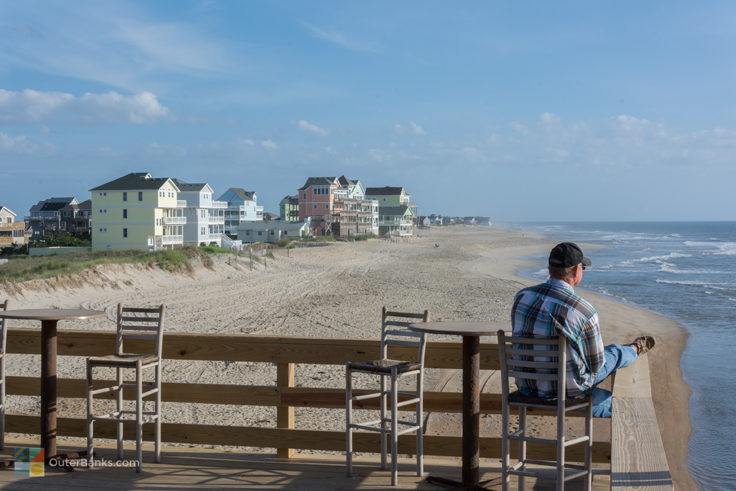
[655, 279, 730, 290]
[685, 241, 736, 255]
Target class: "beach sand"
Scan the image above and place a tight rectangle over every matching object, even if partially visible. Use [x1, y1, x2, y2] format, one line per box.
[0, 226, 694, 488]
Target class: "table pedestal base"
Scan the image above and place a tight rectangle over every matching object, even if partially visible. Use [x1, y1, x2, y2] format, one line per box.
[425, 474, 501, 490]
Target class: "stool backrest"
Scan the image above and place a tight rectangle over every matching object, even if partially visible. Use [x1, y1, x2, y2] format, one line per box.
[115, 304, 166, 358]
[380, 307, 430, 365]
[497, 330, 568, 404]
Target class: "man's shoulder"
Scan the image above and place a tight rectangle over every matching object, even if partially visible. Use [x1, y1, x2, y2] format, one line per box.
[515, 281, 597, 317]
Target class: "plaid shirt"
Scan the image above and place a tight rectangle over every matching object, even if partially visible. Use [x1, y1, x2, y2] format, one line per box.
[510, 278, 605, 398]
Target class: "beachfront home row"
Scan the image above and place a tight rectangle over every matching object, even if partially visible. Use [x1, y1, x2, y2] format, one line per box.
[25, 197, 92, 240]
[297, 176, 379, 237]
[89, 172, 264, 251]
[0, 206, 30, 249]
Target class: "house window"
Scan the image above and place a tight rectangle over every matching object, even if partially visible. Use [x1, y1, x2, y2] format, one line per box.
[258, 231, 262, 236]
[138, 191, 143, 201]
[246, 231, 251, 235]
[123, 192, 127, 201]
[123, 228, 128, 238]
[313, 204, 317, 209]
[123, 209, 128, 219]
[201, 227, 206, 235]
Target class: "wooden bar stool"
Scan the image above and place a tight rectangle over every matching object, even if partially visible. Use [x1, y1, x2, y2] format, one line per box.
[345, 307, 430, 486]
[498, 330, 593, 491]
[0, 299, 8, 450]
[86, 304, 165, 472]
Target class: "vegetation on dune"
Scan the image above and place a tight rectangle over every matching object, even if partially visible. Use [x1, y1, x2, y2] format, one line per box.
[0, 246, 240, 283]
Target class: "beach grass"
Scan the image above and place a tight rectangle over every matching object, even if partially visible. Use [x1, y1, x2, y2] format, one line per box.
[0, 246, 236, 282]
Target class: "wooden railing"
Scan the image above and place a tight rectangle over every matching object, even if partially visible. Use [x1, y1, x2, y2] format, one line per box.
[6, 328, 614, 463]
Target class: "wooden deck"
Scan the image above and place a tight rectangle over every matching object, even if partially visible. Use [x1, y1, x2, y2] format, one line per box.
[2, 328, 673, 490]
[0, 441, 612, 490]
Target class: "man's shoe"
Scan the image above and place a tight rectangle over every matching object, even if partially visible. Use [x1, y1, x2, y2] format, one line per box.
[631, 336, 655, 355]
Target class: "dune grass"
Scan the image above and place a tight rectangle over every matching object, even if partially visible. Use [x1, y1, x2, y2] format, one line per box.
[0, 246, 236, 283]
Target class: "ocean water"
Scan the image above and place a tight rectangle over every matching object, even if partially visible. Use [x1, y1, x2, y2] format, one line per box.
[508, 221, 736, 490]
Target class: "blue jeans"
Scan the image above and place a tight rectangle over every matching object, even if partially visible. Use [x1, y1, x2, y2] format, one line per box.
[589, 344, 637, 418]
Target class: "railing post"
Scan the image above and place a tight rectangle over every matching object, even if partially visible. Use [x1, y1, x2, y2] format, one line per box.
[276, 362, 295, 458]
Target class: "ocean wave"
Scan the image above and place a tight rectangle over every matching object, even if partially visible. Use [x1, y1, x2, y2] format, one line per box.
[655, 279, 731, 290]
[684, 241, 736, 255]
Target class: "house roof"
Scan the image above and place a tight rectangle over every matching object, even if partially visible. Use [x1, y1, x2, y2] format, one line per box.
[365, 186, 404, 196]
[90, 173, 179, 191]
[378, 205, 413, 217]
[29, 197, 77, 213]
[0, 206, 16, 216]
[171, 179, 209, 192]
[223, 187, 256, 201]
[78, 200, 92, 210]
[337, 175, 356, 187]
[298, 177, 337, 190]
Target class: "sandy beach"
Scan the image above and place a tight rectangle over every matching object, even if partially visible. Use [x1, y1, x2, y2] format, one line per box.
[0, 226, 694, 488]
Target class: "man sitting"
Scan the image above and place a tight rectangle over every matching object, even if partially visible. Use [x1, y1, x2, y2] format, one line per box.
[511, 242, 655, 417]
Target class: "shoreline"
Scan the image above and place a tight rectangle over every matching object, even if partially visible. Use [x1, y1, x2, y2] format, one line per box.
[492, 227, 695, 489]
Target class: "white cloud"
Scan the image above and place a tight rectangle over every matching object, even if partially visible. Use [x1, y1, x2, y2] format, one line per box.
[302, 22, 378, 53]
[0, 89, 170, 124]
[297, 120, 330, 136]
[394, 124, 405, 135]
[237, 138, 254, 146]
[0, 3, 228, 92]
[510, 121, 527, 133]
[261, 140, 278, 150]
[0, 132, 38, 153]
[540, 112, 560, 124]
[410, 121, 426, 135]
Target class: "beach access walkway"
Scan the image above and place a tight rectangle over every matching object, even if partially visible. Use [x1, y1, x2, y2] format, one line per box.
[0, 327, 672, 490]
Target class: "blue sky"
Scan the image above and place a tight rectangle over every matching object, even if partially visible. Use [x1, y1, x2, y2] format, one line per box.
[1, 1, 735, 221]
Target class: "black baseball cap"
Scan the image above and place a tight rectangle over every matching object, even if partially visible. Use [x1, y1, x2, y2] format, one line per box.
[548, 242, 592, 268]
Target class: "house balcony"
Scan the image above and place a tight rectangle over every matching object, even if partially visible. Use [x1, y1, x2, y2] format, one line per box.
[161, 234, 184, 245]
[211, 201, 228, 209]
[207, 216, 225, 225]
[163, 216, 187, 225]
[176, 200, 187, 208]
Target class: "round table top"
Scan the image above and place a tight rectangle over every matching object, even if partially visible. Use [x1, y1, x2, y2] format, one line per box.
[409, 320, 506, 336]
[0, 309, 107, 321]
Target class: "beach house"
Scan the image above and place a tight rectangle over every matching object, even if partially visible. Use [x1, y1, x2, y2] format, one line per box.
[171, 179, 228, 247]
[25, 197, 91, 241]
[90, 172, 186, 251]
[364, 186, 416, 237]
[279, 195, 300, 222]
[217, 188, 264, 236]
[0, 206, 29, 249]
[297, 176, 378, 237]
[237, 220, 311, 243]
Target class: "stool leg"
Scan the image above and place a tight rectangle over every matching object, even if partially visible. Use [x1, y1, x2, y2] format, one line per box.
[519, 406, 527, 491]
[501, 400, 509, 491]
[345, 365, 353, 477]
[556, 401, 565, 491]
[86, 362, 94, 462]
[155, 363, 162, 463]
[380, 374, 387, 470]
[390, 369, 398, 486]
[584, 402, 593, 490]
[135, 363, 143, 473]
[416, 372, 423, 476]
[116, 366, 123, 460]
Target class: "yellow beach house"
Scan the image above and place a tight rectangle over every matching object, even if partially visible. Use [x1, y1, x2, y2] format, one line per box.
[90, 172, 186, 251]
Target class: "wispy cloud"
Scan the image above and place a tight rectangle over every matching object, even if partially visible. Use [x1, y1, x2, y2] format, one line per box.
[261, 139, 278, 150]
[296, 119, 330, 136]
[302, 22, 378, 53]
[409, 121, 425, 135]
[0, 2, 228, 91]
[0, 89, 171, 124]
[0, 132, 39, 153]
